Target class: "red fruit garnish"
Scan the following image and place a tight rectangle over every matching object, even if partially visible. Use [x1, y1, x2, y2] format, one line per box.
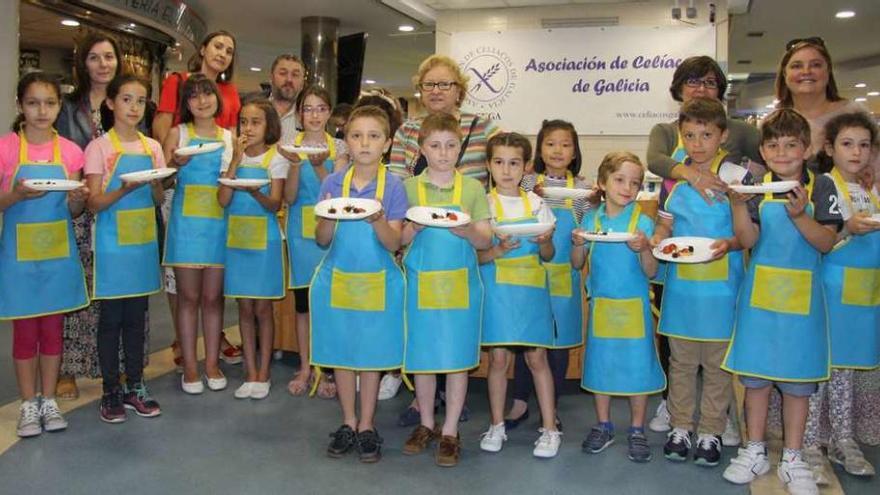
[446, 212, 458, 221]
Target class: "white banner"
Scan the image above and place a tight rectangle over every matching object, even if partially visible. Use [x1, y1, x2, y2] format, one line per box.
[448, 26, 716, 135]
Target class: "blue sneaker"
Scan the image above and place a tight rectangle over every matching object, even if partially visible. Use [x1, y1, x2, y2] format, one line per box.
[628, 430, 653, 463]
[583, 424, 615, 454]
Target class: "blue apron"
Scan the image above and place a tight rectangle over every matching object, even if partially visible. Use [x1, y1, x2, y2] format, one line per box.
[93, 130, 161, 299]
[658, 151, 745, 341]
[537, 173, 584, 348]
[722, 172, 829, 381]
[822, 169, 880, 369]
[223, 146, 285, 299]
[581, 202, 666, 395]
[163, 124, 226, 267]
[0, 133, 89, 319]
[286, 132, 334, 288]
[309, 166, 404, 370]
[480, 189, 554, 347]
[652, 133, 689, 287]
[403, 172, 482, 373]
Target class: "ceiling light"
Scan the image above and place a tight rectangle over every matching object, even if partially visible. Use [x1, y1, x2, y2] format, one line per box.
[250, 67, 261, 72]
[398, 25, 415, 32]
[365, 79, 376, 84]
[855, 97, 867, 102]
[855, 83, 867, 88]
[868, 91, 879, 97]
[129, 23, 136, 28]
[765, 103, 775, 108]
[835, 10, 855, 19]
[61, 19, 80, 27]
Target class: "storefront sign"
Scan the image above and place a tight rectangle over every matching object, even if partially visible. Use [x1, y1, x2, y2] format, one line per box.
[87, 0, 206, 45]
[449, 26, 716, 135]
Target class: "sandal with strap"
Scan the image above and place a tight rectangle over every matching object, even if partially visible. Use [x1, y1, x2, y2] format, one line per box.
[287, 370, 313, 397]
[317, 372, 337, 400]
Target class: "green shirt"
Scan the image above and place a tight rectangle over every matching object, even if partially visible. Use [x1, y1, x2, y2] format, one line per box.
[403, 172, 491, 221]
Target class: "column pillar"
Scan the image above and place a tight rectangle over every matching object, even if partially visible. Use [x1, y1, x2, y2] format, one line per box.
[301, 16, 338, 104]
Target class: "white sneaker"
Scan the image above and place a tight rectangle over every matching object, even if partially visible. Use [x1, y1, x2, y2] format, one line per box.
[723, 444, 771, 484]
[250, 381, 271, 400]
[778, 458, 820, 495]
[205, 373, 227, 391]
[480, 422, 507, 452]
[649, 399, 671, 432]
[39, 398, 68, 432]
[16, 399, 42, 438]
[722, 416, 741, 447]
[234, 382, 255, 399]
[533, 428, 563, 458]
[181, 375, 204, 395]
[377, 373, 403, 401]
[802, 446, 829, 486]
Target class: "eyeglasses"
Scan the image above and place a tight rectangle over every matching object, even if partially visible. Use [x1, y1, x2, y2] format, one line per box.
[785, 37, 825, 51]
[418, 81, 457, 91]
[684, 77, 719, 89]
[302, 105, 330, 114]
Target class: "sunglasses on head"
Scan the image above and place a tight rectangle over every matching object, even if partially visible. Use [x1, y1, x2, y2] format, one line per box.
[785, 37, 825, 51]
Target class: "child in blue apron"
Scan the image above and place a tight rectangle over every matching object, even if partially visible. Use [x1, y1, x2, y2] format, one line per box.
[573, 152, 664, 463]
[477, 132, 562, 458]
[161, 74, 233, 395]
[506, 119, 594, 431]
[0, 72, 90, 437]
[651, 99, 747, 467]
[84, 75, 164, 423]
[283, 85, 349, 397]
[218, 99, 288, 400]
[311, 105, 408, 463]
[399, 114, 492, 466]
[722, 109, 841, 494]
[803, 112, 879, 482]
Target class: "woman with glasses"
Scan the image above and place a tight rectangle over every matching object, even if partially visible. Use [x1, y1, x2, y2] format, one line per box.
[389, 55, 500, 183]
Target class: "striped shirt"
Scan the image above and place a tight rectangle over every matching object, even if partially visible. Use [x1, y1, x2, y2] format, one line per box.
[389, 112, 499, 183]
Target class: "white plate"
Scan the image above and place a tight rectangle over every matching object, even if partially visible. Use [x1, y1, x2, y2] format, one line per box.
[729, 181, 799, 194]
[652, 236, 716, 264]
[868, 214, 880, 224]
[120, 168, 177, 183]
[314, 197, 382, 220]
[174, 142, 224, 156]
[281, 144, 329, 155]
[541, 187, 591, 200]
[406, 206, 470, 228]
[492, 222, 555, 238]
[577, 231, 636, 243]
[218, 178, 270, 188]
[22, 179, 84, 192]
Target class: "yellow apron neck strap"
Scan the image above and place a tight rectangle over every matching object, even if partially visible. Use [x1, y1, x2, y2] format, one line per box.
[108, 128, 152, 157]
[185, 122, 223, 141]
[595, 202, 641, 232]
[18, 131, 62, 164]
[709, 149, 728, 175]
[492, 187, 533, 221]
[294, 131, 337, 160]
[417, 171, 463, 206]
[762, 170, 814, 201]
[831, 167, 880, 212]
[537, 171, 574, 209]
[342, 164, 386, 201]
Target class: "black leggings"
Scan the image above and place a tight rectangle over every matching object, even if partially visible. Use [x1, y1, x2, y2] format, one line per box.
[512, 348, 569, 403]
[98, 296, 148, 393]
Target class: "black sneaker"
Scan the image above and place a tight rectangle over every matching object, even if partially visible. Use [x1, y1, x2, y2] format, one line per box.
[99, 389, 126, 424]
[327, 425, 357, 458]
[357, 429, 383, 463]
[693, 434, 722, 467]
[664, 427, 692, 461]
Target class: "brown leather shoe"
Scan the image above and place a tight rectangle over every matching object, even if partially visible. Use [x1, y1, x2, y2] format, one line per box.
[403, 425, 437, 455]
[436, 434, 461, 467]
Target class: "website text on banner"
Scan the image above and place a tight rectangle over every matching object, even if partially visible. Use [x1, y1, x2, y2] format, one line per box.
[448, 26, 716, 135]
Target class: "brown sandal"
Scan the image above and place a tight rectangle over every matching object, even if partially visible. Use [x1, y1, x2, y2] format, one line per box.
[55, 375, 79, 401]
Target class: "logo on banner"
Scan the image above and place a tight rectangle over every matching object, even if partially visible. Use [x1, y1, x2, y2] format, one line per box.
[460, 47, 518, 112]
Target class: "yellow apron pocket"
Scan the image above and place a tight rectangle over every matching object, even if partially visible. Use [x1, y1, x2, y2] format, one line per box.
[842, 267, 880, 306]
[545, 263, 572, 297]
[227, 215, 267, 250]
[418, 268, 469, 309]
[117, 208, 157, 246]
[678, 255, 728, 282]
[330, 268, 385, 311]
[16, 220, 70, 261]
[593, 297, 645, 339]
[182, 185, 223, 219]
[750, 264, 811, 315]
[496, 255, 546, 288]
[301, 206, 316, 239]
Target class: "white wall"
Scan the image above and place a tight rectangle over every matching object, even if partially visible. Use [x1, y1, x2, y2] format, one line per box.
[436, 0, 728, 180]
